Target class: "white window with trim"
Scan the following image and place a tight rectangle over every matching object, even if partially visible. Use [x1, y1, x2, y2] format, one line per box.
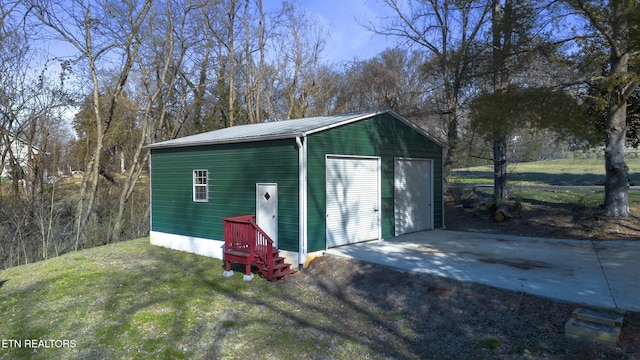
[192, 169, 208, 202]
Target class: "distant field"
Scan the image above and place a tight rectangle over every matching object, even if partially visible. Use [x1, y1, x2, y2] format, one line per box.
[452, 155, 640, 186]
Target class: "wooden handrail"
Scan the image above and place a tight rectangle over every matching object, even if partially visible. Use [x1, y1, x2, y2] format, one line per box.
[223, 215, 274, 273]
[250, 218, 274, 274]
[223, 214, 294, 282]
[223, 215, 256, 256]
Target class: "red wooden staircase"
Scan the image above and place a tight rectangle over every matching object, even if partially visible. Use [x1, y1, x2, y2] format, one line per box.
[223, 215, 297, 281]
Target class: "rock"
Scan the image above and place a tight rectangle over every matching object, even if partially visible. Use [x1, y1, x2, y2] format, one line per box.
[565, 308, 624, 345]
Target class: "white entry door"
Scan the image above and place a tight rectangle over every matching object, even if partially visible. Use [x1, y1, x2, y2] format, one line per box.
[256, 183, 278, 246]
[326, 156, 380, 247]
[394, 158, 433, 236]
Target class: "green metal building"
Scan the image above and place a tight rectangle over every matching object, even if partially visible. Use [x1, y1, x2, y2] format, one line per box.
[147, 109, 446, 268]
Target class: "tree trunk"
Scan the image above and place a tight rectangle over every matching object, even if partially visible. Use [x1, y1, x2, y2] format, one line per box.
[603, 1, 631, 217]
[113, 0, 174, 241]
[243, 0, 257, 124]
[256, 0, 264, 122]
[491, 135, 510, 219]
[491, 0, 510, 217]
[443, 112, 458, 180]
[604, 118, 629, 216]
[76, 38, 105, 250]
[227, 1, 238, 127]
[603, 63, 630, 217]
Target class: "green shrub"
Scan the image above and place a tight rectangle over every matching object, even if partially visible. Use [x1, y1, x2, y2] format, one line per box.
[479, 337, 501, 350]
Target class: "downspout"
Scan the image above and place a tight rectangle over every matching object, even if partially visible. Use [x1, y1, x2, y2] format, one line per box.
[149, 150, 153, 233]
[295, 136, 308, 270]
[442, 148, 446, 229]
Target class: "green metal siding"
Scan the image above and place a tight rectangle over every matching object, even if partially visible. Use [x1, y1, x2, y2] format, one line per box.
[150, 139, 300, 251]
[307, 113, 444, 252]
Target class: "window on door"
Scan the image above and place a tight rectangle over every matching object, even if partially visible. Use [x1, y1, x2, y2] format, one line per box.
[192, 169, 208, 202]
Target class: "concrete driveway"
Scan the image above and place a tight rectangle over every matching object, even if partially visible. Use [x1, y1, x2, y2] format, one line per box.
[325, 230, 640, 312]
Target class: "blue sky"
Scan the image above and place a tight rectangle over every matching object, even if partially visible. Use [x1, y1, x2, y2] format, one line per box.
[41, 0, 397, 66]
[302, 0, 399, 63]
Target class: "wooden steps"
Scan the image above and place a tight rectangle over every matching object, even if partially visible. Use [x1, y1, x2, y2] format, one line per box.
[223, 248, 297, 282]
[222, 215, 296, 282]
[255, 250, 297, 282]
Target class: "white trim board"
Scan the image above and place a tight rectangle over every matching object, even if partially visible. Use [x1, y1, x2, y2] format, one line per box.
[150, 231, 302, 267]
[150, 231, 225, 259]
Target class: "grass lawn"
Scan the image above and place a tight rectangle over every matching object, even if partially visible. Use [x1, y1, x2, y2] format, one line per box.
[451, 155, 640, 186]
[3, 239, 636, 360]
[0, 239, 325, 359]
[462, 187, 640, 211]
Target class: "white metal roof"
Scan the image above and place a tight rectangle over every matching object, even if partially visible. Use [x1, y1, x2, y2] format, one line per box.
[146, 109, 446, 149]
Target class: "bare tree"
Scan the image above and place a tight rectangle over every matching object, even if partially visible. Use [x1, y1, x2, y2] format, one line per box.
[241, 0, 265, 124]
[0, 1, 76, 265]
[30, 0, 152, 248]
[202, 0, 243, 127]
[371, 0, 491, 179]
[336, 49, 431, 118]
[155, 0, 212, 138]
[1, 0, 32, 202]
[111, 0, 191, 241]
[269, 1, 328, 120]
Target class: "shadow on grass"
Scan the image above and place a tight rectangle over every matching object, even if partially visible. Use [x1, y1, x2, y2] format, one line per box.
[459, 187, 607, 211]
[514, 195, 589, 211]
[94, 246, 229, 359]
[0, 279, 6, 288]
[454, 170, 608, 186]
[139, 245, 428, 358]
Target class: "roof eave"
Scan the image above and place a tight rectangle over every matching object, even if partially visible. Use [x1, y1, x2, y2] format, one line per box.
[302, 109, 388, 137]
[145, 132, 304, 150]
[303, 108, 448, 149]
[145, 108, 448, 150]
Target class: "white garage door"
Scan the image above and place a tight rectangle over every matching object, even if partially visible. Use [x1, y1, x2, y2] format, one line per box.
[394, 158, 433, 236]
[326, 156, 381, 247]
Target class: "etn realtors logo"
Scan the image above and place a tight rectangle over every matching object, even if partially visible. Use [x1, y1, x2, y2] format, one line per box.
[2, 339, 77, 349]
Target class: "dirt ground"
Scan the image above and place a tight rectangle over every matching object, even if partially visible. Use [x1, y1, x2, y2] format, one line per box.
[293, 203, 640, 359]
